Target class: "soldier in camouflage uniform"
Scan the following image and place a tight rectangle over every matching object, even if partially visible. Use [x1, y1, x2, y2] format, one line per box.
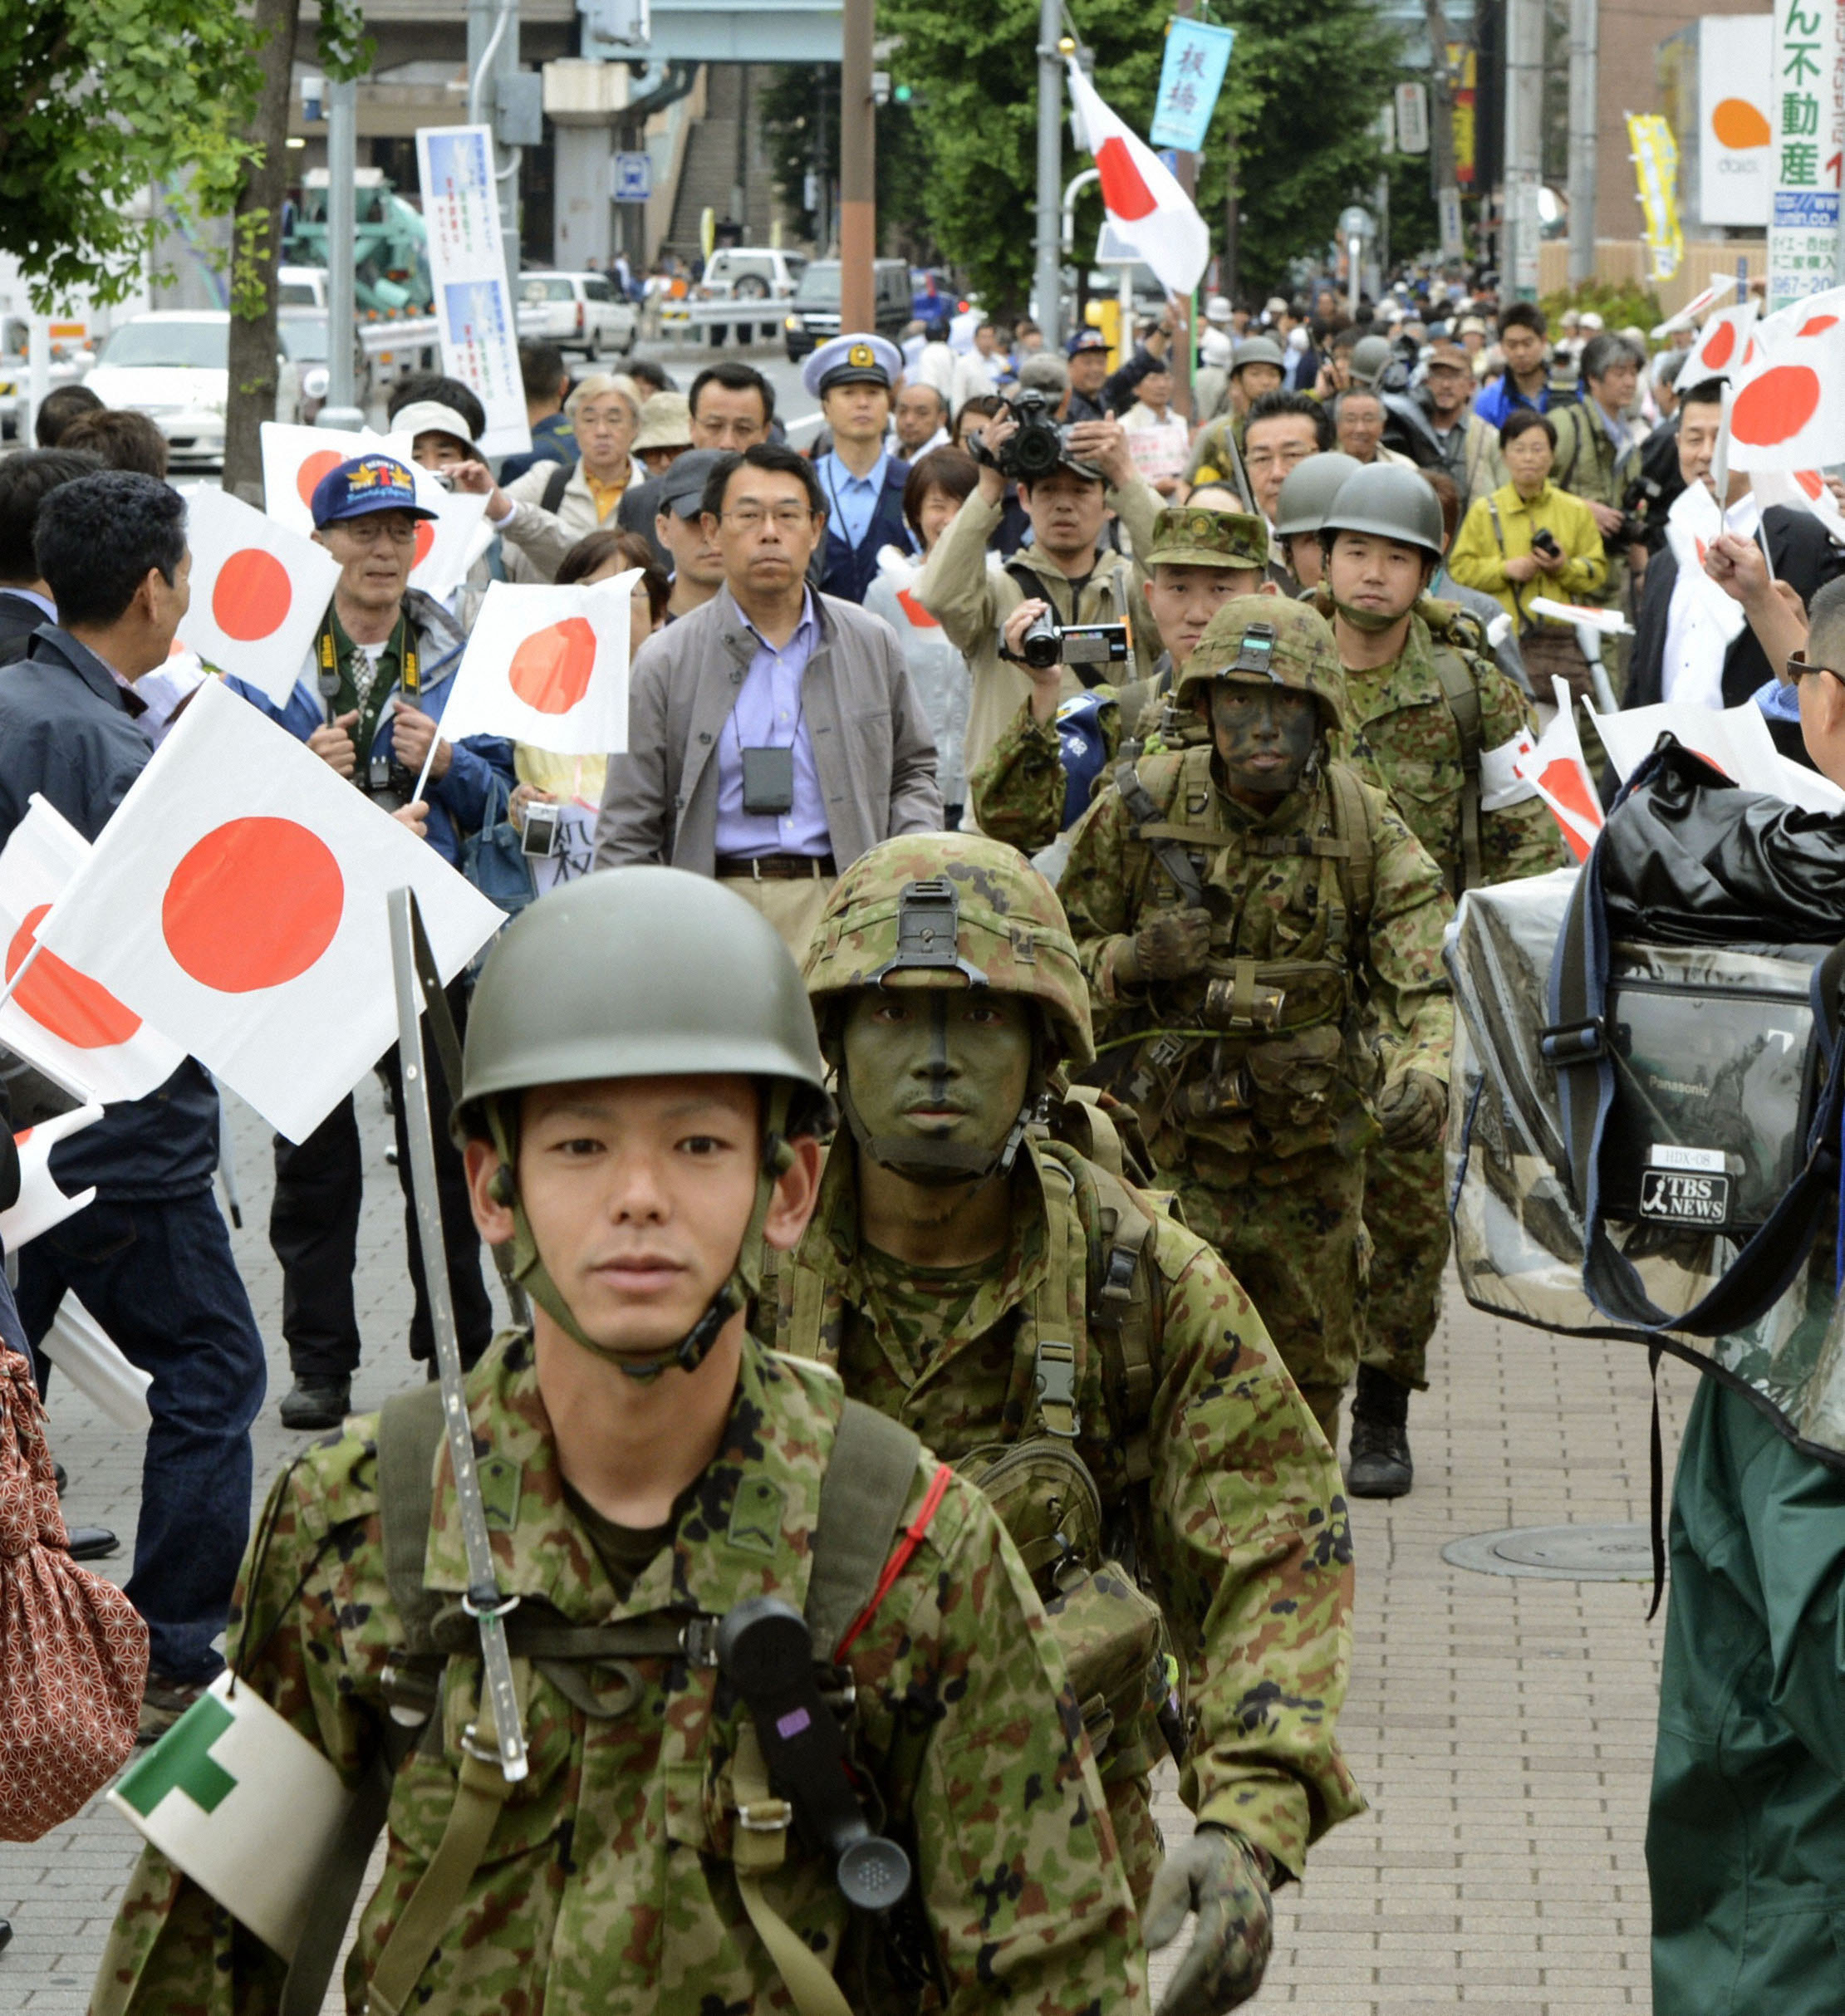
[1314, 463, 1566, 1498]
[94, 870, 1145, 2016]
[776, 831, 1361, 2015]
[969, 505, 1276, 858]
[1059, 596, 1455, 1451]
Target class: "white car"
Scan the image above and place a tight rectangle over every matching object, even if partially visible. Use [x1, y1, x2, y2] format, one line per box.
[277, 266, 330, 311]
[694, 248, 806, 306]
[516, 272, 635, 359]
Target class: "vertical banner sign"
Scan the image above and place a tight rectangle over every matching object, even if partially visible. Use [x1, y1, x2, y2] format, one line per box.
[416, 125, 533, 459]
[1628, 114, 1685, 281]
[1767, 0, 1845, 309]
[1396, 81, 1430, 154]
[1147, 19, 1236, 155]
[1450, 46, 1477, 188]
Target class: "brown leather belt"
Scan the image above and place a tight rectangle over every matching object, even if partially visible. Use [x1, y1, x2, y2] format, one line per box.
[715, 853, 836, 880]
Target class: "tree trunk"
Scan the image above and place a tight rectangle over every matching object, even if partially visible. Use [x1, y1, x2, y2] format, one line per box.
[222, 0, 302, 501]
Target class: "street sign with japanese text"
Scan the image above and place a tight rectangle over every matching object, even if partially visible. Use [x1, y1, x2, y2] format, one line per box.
[1396, 82, 1430, 154]
[1147, 17, 1235, 154]
[1767, 0, 1845, 308]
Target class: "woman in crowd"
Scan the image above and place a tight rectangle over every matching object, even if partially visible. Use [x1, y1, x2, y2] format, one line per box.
[1120, 360, 1189, 499]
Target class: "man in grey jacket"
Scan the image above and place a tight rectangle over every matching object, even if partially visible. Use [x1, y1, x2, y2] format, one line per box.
[595, 442, 940, 957]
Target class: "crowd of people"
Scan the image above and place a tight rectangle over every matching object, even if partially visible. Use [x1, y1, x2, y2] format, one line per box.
[0, 265, 1840, 2016]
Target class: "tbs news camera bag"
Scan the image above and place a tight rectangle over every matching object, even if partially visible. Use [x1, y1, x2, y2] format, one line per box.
[1448, 741, 1845, 1467]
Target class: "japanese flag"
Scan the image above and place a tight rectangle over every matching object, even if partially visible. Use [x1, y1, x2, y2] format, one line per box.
[436, 576, 637, 756]
[1512, 681, 1604, 861]
[1750, 467, 1845, 545]
[405, 479, 493, 604]
[176, 488, 342, 707]
[1754, 285, 1845, 355]
[1725, 320, 1845, 471]
[1662, 482, 1747, 646]
[260, 421, 380, 538]
[1065, 62, 1210, 299]
[1676, 302, 1759, 385]
[0, 1104, 103, 1251]
[0, 796, 188, 1106]
[34, 677, 504, 1144]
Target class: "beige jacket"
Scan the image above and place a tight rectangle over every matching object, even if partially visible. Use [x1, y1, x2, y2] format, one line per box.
[913, 478, 1165, 789]
[497, 454, 649, 582]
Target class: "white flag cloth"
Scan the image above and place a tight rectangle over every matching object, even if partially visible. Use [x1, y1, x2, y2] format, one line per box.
[1725, 320, 1845, 471]
[1662, 483, 1748, 647]
[1064, 62, 1210, 298]
[39, 1295, 151, 1433]
[175, 488, 342, 706]
[1512, 681, 1605, 861]
[1750, 467, 1845, 545]
[436, 575, 637, 755]
[109, 1671, 350, 1958]
[0, 795, 187, 1106]
[34, 678, 504, 1143]
[0, 1105, 101, 1250]
[1676, 302, 1759, 385]
[1587, 694, 1845, 813]
[1754, 285, 1845, 354]
[260, 421, 379, 538]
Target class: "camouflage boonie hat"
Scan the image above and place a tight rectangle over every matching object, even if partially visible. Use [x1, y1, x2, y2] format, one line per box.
[1174, 593, 1349, 733]
[1146, 505, 1268, 572]
[804, 832, 1094, 1068]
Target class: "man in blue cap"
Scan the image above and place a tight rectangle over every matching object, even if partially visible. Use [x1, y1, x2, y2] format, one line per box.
[801, 332, 915, 604]
[226, 453, 515, 1432]
[1065, 326, 1111, 424]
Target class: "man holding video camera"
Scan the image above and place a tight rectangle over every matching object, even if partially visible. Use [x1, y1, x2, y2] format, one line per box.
[914, 400, 1167, 810]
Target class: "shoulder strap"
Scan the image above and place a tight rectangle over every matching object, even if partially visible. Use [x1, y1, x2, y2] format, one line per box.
[1430, 646, 1484, 892]
[1062, 1152, 1163, 1486]
[804, 1398, 924, 1663]
[540, 461, 573, 515]
[376, 1381, 448, 1655]
[1114, 749, 1207, 909]
[1325, 763, 1376, 927]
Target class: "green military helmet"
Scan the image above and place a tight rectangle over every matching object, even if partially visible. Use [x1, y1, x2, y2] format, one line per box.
[1320, 461, 1445, 561]
[456, 867, 828, 1381]
[1229, 335, 1286, 377]
[1347, 334, 1394, 390]
[1173, 594, 1349, 734]
[804, 831, 1094, 1071]
[1273, 452, 1363, 540]
[1146, 503, 1268, 572]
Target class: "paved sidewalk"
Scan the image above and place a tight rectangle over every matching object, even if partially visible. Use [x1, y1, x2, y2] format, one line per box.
[0, 1085, 1690, 2011]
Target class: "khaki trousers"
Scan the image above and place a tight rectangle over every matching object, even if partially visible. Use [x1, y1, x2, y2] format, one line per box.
[716, 871, 837, 965]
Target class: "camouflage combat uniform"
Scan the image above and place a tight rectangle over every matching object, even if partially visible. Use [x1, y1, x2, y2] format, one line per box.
[93, 1333, 1146, 2016]
[1059, 600, 1455, 1438]
[1324, 591, 1565, 1392]
[775, 831, 1362, 1921]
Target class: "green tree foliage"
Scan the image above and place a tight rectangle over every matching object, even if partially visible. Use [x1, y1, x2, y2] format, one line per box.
[0, 0, 373, 311]
[876, 0, 1403, 311]
[758, 68, 934, 259]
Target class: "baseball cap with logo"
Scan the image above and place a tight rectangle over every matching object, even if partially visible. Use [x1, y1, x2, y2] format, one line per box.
[310, 454, 437, 528]
[1066, 327, 1109, 357]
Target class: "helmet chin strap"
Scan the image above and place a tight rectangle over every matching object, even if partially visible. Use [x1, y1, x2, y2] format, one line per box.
[487, 1086, 796, 1382]
[834, 1062, 1032, 1190]
[1329, 595, 1405, 635]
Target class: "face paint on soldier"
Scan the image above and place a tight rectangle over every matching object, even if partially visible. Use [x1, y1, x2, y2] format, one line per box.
[1208, 686, 1320, 804]
[1325, 529, 1430, 640]
[464, 1074, 820, 1365]
[842, 991, 1035, 1175]
[1144, 563, 1270, 669]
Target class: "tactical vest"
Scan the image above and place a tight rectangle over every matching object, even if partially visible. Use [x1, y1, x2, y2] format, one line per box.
[272, 1381, 940, 2016]
[780, 1109, 1177, 1787]
[1104, 744, 1382, 1159]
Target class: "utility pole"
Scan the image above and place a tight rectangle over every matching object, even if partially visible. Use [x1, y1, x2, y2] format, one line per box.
[468, 0, 523, 291]
[839, 0, 875, 331]
[1034, 0, 1064, 351]
[1501, 0, 1543, 299]
[1566, 0, 1597, 287]
[1222, 132, 1239, 304]
[1425, 0, 1464, 261]
[318, 78, 366, 432]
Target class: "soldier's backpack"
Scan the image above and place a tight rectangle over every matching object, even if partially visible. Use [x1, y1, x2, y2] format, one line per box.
[1420, 599, 1488, 894]
[275, 1386, 941, 2016]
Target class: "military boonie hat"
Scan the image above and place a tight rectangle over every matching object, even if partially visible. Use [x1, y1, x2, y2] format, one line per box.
[310, 454, 437, 528]
[1175, 593, 1349, 732]
[1146, 505, 1268, 571]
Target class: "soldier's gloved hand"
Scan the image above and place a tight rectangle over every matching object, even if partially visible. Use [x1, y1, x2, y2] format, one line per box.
[1376, 1069, 1446, 1150]
[1142, 1825, 1273, 2016]
[1117, 907, 1214, 984]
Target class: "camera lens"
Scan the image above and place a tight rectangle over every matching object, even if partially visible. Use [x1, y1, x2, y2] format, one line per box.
[1020, 612, 1062, 670]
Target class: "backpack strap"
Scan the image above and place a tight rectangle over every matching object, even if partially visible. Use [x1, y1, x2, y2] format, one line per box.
[1324, 762, 1376, 932]
[804, 1397, 926, 1662]
[539, 461, 573, 516]
[1429, 646, 1485, 895]
[1114, 748, 1209, 909]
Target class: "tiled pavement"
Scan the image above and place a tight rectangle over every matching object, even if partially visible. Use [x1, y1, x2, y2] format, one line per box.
[0, 1083, 1691, 2010]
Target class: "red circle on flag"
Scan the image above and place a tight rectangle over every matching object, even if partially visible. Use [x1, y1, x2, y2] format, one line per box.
[1798, 469, 1826, 499]
[1096, 137, 1158, 223]
[413, 521, 436, 571]
[1703, 321, 1736, 367]
[211, 548, 292, 641]
[508, 617, 598, 715]
[161, 818, 344, 993]
[1731, 364, 1823, 447]
[1801, 314, 1839, 336]
[297, 449, 345, 508]
[5, 905, 142, 1049]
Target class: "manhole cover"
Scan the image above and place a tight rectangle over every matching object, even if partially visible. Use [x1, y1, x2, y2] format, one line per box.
[1442, 1523, 1659, 1582]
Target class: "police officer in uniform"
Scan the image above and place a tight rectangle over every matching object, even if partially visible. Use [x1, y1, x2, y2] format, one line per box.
[776, 830, 1362, 2014]
[93, 870, 1145, 2016]
[1313, 464, 1564, 1495]
[1060, 597, 1455, 1445]
[802, 334, 915, 605]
